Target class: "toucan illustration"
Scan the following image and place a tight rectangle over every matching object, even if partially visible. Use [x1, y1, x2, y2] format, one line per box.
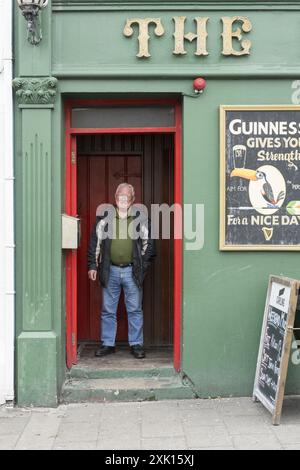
[230, 168, 285, 208]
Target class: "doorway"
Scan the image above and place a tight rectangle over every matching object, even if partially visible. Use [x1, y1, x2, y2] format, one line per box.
[77, 134, 174, 348]
[65, 99, 182, 372]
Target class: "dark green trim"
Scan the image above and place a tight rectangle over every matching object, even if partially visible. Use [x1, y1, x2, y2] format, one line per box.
[52, 67, 300, 79]
[53, 0, 300, 5]
[18, 104, 55, 109]
[53, 3, 300, 11]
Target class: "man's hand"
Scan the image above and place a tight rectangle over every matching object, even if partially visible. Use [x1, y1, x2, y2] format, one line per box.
[88, 270, 97, 281]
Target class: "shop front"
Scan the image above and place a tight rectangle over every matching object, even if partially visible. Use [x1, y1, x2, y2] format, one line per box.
[13, 0, 300, 406]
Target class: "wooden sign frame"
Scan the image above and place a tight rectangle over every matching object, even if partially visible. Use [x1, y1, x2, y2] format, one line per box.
[253, 275, 300, 425]
[220, 105, 300, 251]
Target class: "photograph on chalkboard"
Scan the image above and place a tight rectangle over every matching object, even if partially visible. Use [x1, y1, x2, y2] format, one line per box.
[220, 105, 300, 250]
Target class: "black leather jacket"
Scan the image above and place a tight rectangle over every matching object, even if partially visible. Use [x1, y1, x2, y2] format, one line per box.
[87, 205, 156, 288]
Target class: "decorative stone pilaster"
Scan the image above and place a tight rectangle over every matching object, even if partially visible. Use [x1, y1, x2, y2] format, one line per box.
[13, 76, 59, 407]
[12, 77, 58, 105]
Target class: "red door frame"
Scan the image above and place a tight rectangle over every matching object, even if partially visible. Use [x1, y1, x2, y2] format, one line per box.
[64, 99, 183, 371]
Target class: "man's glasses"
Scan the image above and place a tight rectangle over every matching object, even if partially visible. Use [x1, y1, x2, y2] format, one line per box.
[116, 195, 131, 202]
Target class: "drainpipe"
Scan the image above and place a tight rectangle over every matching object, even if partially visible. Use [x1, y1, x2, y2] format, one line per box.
[0, 0, 14, 405]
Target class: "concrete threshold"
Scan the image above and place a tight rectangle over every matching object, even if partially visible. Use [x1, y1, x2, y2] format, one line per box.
[62, 374, 196, 404]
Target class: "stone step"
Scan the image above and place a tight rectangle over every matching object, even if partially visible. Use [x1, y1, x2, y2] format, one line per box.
[68, 366, 176, 380]
[61, 375, 196, 403]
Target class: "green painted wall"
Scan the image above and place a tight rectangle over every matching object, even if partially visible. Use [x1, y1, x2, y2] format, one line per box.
[14, 1, 300, 405]
[182, 80, 300, 397]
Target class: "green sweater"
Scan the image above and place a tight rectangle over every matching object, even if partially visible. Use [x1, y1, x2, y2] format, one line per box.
[110, 212, 134, 265]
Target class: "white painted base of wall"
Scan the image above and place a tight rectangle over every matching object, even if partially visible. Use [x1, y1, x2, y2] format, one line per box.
[0, 0, 14, 405]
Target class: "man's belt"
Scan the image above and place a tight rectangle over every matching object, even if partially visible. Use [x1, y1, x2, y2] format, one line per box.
[111, 262, 133, 268]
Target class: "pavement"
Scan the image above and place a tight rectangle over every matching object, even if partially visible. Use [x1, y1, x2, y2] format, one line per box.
[1, 397, 300, 450]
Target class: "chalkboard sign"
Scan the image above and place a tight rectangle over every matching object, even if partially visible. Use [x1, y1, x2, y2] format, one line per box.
[253, 275, 300, 425]
[220, 105, 300, 250]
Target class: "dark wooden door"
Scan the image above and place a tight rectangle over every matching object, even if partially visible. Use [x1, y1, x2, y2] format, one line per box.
[77, 134, 173, 346]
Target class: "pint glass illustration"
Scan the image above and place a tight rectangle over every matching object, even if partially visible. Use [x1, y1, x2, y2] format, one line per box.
[233, 144, 247, 169]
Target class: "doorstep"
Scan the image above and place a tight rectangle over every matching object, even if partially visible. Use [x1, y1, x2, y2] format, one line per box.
[61, 344, 196, 403]
[61, 375, 196, 404]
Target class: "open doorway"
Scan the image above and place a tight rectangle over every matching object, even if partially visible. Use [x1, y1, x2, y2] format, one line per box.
[65, 99, 182, 373]
[76, 134, 174, 366]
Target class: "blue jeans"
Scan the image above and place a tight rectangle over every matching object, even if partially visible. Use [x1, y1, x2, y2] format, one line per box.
[101, 265, 143, 347]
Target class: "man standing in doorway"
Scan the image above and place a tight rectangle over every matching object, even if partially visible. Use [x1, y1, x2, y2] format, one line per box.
[87, 183, 155, 359]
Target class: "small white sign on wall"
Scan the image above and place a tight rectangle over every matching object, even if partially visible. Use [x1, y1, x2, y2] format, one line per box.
[62, 214, 80, 249]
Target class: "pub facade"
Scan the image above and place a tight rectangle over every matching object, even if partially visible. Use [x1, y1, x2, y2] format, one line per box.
[13, 0, 300, 406]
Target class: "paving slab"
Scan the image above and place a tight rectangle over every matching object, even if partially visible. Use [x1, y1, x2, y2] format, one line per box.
[180, 408, 223, 426]
[141, 419, 184, 439]
[15, 412, 62, 450]
[223, 415, 274, 436]
[232, 433, 283, 450]
[272, 424, 300, 445]
[184, 425, 233, 448]
[97, 437, 142, 450]
[61, 403, 103, 423]
[0, 435, 19, 450]
[54, 420, 100, 444]
[0, 417, 30, 436]
[54, 441, 98, 450]
[141, 437, 187, 450]
[1, 397, 300, 450]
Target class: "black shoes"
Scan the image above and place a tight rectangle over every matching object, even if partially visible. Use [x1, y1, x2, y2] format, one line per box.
[94, 344, 145, 359]
[95, 345, 115, 357]
[130, 344, 146, 359]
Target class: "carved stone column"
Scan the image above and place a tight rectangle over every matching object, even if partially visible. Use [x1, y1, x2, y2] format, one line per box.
[13, 77, 59, 406]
